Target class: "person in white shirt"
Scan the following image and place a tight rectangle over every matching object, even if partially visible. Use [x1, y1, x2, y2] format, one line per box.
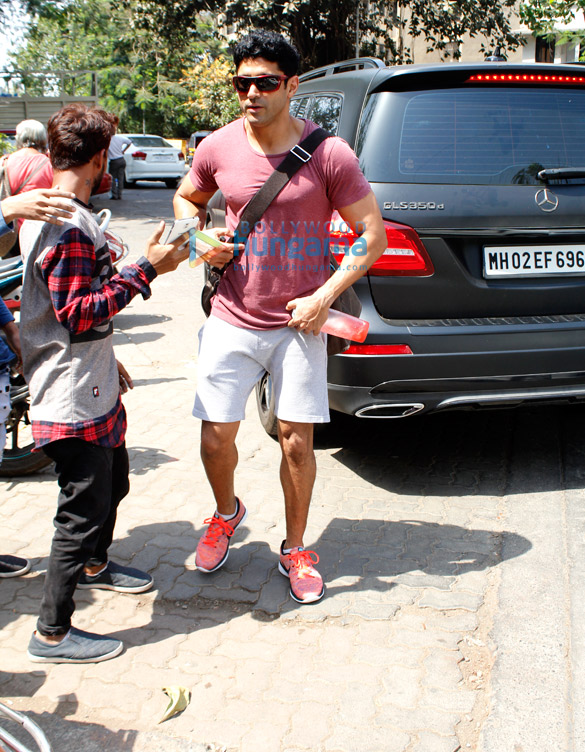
[107, 120, 131, 200]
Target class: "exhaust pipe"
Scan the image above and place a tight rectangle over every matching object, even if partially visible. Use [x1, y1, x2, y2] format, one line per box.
[355, 403, 425, 419]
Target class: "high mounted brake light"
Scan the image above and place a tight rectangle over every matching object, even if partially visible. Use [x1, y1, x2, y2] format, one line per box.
[467, 73, 585, 85]
[328, 220, 434, 277]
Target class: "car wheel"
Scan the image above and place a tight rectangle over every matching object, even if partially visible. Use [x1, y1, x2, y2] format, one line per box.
[165, 178, 178, 189]
[255, 372, 278, 437]
[124, 178, 136, 188]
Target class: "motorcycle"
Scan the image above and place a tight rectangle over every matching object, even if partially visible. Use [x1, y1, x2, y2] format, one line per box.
[0, 701, 51, 752]
[0, 209, 129, 477]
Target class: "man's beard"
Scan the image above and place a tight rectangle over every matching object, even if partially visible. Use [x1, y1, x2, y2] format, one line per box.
[92, 166, 105, 194]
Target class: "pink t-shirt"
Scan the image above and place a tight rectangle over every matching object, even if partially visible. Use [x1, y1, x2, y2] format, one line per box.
[7, 150, 53, 194]
[189, 118, 371, 330]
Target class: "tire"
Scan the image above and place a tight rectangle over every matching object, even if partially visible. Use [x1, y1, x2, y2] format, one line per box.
[255, 372, 278, 437]
[165, 178, 178, 189]
[124, 178, 136, 188]
[0, 374, 52, 476]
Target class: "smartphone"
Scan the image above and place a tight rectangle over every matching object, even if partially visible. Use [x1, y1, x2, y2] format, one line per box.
[163, 217, 200, 244]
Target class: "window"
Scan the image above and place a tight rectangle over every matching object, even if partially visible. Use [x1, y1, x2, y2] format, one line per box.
[290, 96, 311, 118]
[129, 136, 173, 148]
[535, 36, 556, 63]
[309, 95, 343, 135]
[357, 88, 585, 185]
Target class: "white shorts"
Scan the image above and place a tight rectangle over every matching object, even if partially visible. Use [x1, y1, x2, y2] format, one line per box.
[193, 315, 329, 424]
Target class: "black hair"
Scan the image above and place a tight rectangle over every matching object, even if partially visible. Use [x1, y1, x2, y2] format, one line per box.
[233, 30, 300, 77]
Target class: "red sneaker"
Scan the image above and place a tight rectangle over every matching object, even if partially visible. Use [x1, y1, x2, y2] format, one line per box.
[278, 542, 324, 603]
[195, 498, 247, 573]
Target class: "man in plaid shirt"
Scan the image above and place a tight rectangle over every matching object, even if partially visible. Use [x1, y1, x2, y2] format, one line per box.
[19, 104, 188, 664]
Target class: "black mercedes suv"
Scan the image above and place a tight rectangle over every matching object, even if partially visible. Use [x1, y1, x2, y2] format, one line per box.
[210, 58, 585, 430]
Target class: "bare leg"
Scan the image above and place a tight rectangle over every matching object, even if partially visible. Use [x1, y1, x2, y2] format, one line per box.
[278, 420, 316, 549]
[200, 420, 240, 516]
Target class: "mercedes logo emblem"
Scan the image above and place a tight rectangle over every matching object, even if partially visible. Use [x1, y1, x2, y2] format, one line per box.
[535, 189, 559, 212]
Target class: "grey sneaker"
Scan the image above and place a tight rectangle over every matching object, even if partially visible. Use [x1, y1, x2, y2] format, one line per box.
[0, 555, 31, 578]
[77, 560, 153, 593]
[28, 627, 123, 664]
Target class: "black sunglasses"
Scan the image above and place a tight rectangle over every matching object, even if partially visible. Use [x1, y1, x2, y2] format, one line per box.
[232, 74, 290, 93]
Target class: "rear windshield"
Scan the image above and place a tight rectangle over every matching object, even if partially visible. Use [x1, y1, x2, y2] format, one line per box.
[129, 136, 172, 148]
[357, 87, 585, 185]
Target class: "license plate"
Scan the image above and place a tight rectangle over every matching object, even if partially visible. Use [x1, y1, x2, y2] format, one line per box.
[483, 245, 585, 278]
[152, 154, 173, 162]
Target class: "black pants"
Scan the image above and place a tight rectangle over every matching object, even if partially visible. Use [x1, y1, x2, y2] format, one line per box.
[37, 439, 130, 636]
[108, 157, 127, 199]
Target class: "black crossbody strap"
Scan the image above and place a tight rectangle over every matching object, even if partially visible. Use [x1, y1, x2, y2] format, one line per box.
[235, 127, 331, 239]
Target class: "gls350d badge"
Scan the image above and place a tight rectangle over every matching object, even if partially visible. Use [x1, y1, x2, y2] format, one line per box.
[384, 201, 445, 210]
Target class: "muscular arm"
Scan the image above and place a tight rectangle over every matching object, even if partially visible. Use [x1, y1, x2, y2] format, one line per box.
[287, 191, 386, 333]
[173, 173, 215, 225]
[320, 191, 386, 303]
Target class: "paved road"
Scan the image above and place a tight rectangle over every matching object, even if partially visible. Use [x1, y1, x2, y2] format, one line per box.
[2, 183, 584, 752]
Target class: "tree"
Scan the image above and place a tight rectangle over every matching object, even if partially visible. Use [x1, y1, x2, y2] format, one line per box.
[520, 0, 585, 58]
[404, 0, 522, 61]
[520, 0, 584, 34]
[181, 55, 240, 130]
[8, 0, 232, 136]
[135, 0, 523, 69]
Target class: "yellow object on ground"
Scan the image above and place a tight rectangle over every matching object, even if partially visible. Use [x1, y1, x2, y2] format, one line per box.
[159, 686, 191, 723]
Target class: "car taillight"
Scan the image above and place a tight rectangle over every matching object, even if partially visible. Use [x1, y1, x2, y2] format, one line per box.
[342, 344, 413, 355]
[131, 151, 147, 160]
[467, 73, 585, 85]
[178, 152, 185, 160]
[328, 220, 434, 277]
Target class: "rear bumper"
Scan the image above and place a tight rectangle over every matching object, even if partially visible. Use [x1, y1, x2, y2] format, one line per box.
[124, 161, 184, 181]
[327, 315, 585, 417]
[328, 380, 585, 417]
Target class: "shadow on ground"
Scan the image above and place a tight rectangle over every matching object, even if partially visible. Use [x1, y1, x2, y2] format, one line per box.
[0, 702, 214, 752]
[108, 514, 531, 640]
[316, 402, 585, 496]
[114, 313, 171, 330]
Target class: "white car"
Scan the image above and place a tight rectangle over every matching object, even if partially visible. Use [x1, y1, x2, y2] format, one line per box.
[121, 134, 185, 188]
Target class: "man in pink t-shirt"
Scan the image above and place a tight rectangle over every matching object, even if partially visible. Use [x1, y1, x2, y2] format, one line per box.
[174, 30, 386, 604]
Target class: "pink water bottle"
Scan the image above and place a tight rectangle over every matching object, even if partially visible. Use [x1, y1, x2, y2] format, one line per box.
[321, 309, 369, 342]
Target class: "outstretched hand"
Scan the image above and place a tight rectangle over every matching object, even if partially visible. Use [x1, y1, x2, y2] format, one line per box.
[1, 188, 76, 225]
[145, 221, 190, 275]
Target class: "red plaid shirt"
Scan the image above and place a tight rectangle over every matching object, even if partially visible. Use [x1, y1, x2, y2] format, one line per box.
[32, 222, 156, 450]
[33, 398, 127, 449]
